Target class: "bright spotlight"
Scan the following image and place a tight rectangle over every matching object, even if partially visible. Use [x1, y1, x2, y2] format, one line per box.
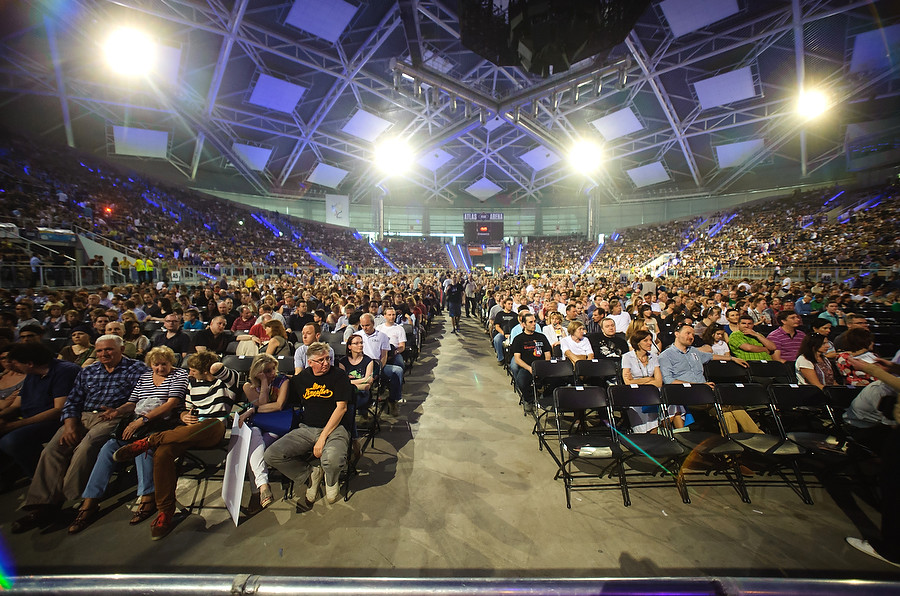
[569, 140, 603, 175]
[798, 89, 828, 119]
[375, 137, 414, 175]
[104, 28, 156, 77]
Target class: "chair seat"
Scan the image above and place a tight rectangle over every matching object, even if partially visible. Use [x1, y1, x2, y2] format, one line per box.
[623, 433, 685, 458]
[562, 435, 620, 459]
[786, 431, 847, 455]
[732, 433, 805, 456]
[675, 431, 744, 456]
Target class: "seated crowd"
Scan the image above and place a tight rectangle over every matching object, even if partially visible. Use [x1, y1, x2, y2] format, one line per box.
[0, 272, 440, 539]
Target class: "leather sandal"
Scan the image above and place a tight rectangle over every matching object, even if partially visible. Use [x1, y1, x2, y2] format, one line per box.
[259, 486, 274, 510]
[68, 506, 99, 535]
[130, 500, 157, 525]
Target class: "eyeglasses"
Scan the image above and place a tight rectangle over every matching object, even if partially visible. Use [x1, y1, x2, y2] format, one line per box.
[308, 357, 329, 366]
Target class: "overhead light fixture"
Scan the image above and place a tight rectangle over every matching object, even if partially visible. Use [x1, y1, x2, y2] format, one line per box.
[104, 27, 156, 77]
[392, 71, 401, 90]
[532, 100, 539, 117]
[414, 80, 422, 98]
[569, 139, 603, 175]
[464, 102, 471, 118]
[594, 76, 602, 95]
[513, 106, 520, 123]
[451, 95, 458, 111]
[374, 137, 414, 175]
[572, 83, 580, 105]
[552, 93, 559, 110]
[479, 111, 487, 125]
[616, 66, 627, 91]
[797, 89, 829, 119]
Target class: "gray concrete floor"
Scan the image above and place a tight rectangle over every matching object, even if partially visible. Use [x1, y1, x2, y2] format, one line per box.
[1, 314, 899, 580]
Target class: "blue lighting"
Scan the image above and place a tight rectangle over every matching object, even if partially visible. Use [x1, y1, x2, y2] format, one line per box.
[824, 190, 844, 205]
[457, 244, 470, 273]
[304, 247, 338, 273]
[504, 245, 510, 269]
[369, 242, 399, 273]
[445, 244, 458, 269]
[514, 243, 523, 274]
[579, 242, 605, 274]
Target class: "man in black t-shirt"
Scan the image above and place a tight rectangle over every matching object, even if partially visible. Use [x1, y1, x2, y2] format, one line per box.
[192, 316, 232, 355]
[492, 298, 518, 364]
[587, 317, 629, 359]
[152, 313, 193, 357]
[509, 312, 551, 406]
[446, 274, 464, 333]
[265, 342, 351, 511]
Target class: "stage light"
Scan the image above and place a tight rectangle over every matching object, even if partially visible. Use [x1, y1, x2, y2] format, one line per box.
[104, 28, 156, 77]
[375, 137, 414, 175]
[798, 89, 828, 119]
[569, 139, 603, 174]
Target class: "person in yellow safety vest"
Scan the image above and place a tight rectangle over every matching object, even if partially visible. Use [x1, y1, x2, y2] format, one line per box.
[134, 257, 145, 284]
[145, 257, 154, 283]
[120, 256, 132, 283]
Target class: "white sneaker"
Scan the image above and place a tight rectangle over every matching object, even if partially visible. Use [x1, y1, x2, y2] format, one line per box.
[325, 481, 341, 504]
[306, 465, 324, 503]
[845, 537, 900, 568]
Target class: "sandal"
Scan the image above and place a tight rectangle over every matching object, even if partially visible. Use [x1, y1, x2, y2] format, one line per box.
[260, 486, 274, 510]
[68, 506, 99, 535]
[130, 500, 157, 525]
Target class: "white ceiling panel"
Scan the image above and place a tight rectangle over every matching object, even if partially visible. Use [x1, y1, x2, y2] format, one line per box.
[465, 177, 503, 201]
[341, 109, 392, 142]
[519, 146, 561, 171]
[308, 163, 350, 188]
[659, 0, 739, 38]
[232, 143, 273, 171]
[112, 127, 169, 159]
[418, 149, 454, 171]
[694, 67, 756, 110]
[248, 74, 307, 113]
[715, 139, 765, 168]
[626, 162, 671, 188]
[284, 0, 357, 43]
[590, 107, 643, 141]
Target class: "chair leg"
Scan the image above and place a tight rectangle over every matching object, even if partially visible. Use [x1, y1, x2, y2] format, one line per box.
[675, 471, 691, 504]
[617, 460, 631, 507]
[791, 460, 814, 505]
[731, 459, 752, 504]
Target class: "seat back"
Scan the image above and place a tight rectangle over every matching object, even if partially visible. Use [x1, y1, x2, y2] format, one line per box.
[660, 383, 715, 407]
[275, 355, 294, 375]
[554, 385, 609, 412]
[768, 384, 827, 409]
[330, 341, 347, 359]
[221, 354, 254, 376]
[225, 341, 239, 355]
[822, 385, 863, 415]
[575, 359, 618, 387]
[532, 359, 574, 383]
[747, 360, 793, 385]
[704, 360, 750, 383]
[714, 382, 770, 407]
[607, 384, 661, 408]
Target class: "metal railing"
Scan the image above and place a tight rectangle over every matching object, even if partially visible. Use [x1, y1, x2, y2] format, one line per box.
[6, 575, 900, 595]
[0, 264, 126, 289]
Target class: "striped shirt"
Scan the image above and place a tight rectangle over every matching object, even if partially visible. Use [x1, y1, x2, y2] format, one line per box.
[129, 368, 190, 417]
[766, 327, 806, 361]
[62, 357, 150, 420]
[186, 366, 240, 418]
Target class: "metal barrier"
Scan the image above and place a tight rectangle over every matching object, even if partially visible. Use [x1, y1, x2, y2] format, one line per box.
[0, 265, 125, 289]
[7, 575, 900, 595]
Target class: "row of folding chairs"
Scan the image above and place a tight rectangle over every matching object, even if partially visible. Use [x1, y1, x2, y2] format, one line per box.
[542, 381, 869, 510]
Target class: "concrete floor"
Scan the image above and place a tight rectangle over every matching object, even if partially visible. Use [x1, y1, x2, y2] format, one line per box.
[1, 314, 899, 580]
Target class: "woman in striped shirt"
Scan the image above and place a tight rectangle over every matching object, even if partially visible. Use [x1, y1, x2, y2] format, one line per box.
[68, 346, 188, 534]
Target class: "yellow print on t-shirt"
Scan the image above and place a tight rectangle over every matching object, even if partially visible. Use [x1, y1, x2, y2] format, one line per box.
[303, 383, 334, 400]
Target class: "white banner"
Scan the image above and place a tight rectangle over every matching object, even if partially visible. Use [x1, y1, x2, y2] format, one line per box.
[325, 194, 350, 227]
[222, 416, 251, 527]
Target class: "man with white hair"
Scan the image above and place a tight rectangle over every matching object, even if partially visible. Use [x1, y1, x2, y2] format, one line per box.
[11, 335, 148, 533]
[356, 313, 403, 416]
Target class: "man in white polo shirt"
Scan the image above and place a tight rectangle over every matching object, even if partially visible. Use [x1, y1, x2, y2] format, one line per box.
[356, 313, 403, 416]
[376, 306, 407, 370]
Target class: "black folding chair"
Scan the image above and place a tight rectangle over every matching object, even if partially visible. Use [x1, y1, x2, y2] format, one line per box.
[747, 360, 793, 387]
[714, 383, 813, 504]
[661, 383, 750, 503]
[275, 355, 294, 376]
[550, 385, 623, 509]
[530, 359, 575, 445]
[575, 358, 619, 388]
[221, 354, 254, 383]
[703, 360, 750, 384]
[607, 384, 689, 506]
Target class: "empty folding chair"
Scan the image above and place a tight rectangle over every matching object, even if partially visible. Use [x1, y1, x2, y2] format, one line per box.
[747, 360, 793, 387]
[661, 383, 750, 503]
[607, 384, 689, 506]
[221, 354, 254, 383]
[714, 383, 812, 504]
[575, 358, 619, 388]
[768, 384, 846, 457]
[275, 355, 294, 376]
[550, 385, 623, 509]
[703, 360, 750, 384]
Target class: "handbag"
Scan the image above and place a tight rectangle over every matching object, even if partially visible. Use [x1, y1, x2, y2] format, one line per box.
[111, 414, 175, 442]
[249, 408, 301, 436]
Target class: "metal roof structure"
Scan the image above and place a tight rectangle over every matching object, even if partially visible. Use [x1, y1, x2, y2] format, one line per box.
[1, 0, 898, 208]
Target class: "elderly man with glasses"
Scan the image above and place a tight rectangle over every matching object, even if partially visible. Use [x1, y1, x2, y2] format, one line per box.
[264, 342, 351, 511]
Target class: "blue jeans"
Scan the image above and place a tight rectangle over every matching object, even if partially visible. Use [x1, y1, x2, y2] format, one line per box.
[82, 438, 154, 499]
[383, 363, 404, 402]
[493, 333, 506, 362]
[0, 420, 59, 477]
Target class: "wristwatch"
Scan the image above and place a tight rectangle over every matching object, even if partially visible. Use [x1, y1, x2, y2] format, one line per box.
[141, 415, 150, 424]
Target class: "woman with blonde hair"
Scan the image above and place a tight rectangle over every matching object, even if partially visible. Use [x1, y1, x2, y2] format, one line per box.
[238, 353, 290, 512]
[560, 320, 594, 364]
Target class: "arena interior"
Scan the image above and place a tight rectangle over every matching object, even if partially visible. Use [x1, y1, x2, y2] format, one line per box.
[0, 0, 899, 593]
